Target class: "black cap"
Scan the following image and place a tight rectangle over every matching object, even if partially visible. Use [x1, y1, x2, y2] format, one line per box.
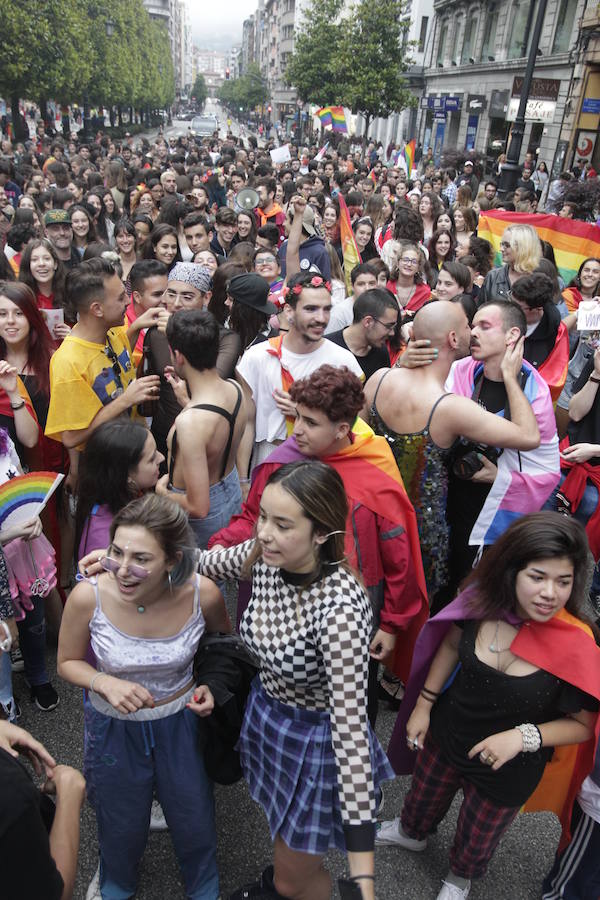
[228, 273, 277, 315]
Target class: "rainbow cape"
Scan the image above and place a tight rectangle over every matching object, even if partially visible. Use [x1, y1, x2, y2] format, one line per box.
[338, 193, 361, 291]
[387, 588, 600, 852]
[0, 471, 64, 530]
[477, 210, 600, 286]
[316, 106, 347, 133]
[369, 169, 377, 185]
[446, 358, 560, 546]
[404, 138, 416, 175]
[538, 320, 570, 404]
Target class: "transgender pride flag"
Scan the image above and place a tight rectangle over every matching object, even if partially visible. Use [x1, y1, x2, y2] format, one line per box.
[446, 357, 560, 549]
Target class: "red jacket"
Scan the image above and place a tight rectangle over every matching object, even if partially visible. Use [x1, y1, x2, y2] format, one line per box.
[209, 428, 428, 679]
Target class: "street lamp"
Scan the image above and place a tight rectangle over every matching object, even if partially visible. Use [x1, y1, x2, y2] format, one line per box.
[498, 0, 549, 197]
[83, 16, 116, 139]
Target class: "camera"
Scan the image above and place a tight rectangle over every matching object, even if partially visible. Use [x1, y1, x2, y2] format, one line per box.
[451, 442, 500, 480]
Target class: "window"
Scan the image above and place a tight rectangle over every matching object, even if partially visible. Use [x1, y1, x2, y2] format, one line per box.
[552, 0, 578, 53]
[461, 16, 479, 64]
[418, 16, 429, 53]
[480, 6, 499, 60]
[437, 21, 448, 65]
[507, 0, 542, 59]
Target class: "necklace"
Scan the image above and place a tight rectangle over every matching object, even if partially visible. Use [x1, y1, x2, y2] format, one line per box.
[488, 620, 512, 654]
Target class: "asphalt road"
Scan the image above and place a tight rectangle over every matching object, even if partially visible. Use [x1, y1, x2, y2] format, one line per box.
[15, 596, 561, 900]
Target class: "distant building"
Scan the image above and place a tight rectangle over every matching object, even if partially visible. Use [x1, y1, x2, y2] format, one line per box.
[143, 0, 193, 99]
[557, 0, 600, 172]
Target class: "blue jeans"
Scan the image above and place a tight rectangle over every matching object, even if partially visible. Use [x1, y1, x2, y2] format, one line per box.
[544, 474, 600, 594]
[0, 650, 14, 718]
[188, 467, 242, 550]
[16, 594, 49, 686]
[84, 699, 219, 900]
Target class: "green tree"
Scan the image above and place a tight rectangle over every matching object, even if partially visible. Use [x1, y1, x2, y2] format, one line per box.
[192, 74, 208, 108]
[286, 0, 345, 104]
[218, 65, 267, 115]
[0, 0, 92, 137]
[341, 0, 416, 150]
[286, 0, 416, 153]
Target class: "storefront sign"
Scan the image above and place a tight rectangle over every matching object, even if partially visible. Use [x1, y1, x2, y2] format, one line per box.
[582, 97, 600, 114]
[467, 94, 487, 112]
[506, 98, 556, 122]
[574, 129, 598, 165]
[465, 114, 479, 150]
[511, 77, 561, 101]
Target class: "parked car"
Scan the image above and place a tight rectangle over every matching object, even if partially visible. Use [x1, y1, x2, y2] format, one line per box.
[190, 115, 219, 139]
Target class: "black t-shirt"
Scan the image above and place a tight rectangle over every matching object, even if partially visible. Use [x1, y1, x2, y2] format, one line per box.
[327, 329, 390, 381]
[0, 748, 63, 900]
[568, 357, 600, 466]
[430, 620, 598, 807]
[446, 375, 508, 536]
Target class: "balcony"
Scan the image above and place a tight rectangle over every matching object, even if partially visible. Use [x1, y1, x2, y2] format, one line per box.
[281, 36, 294, 53]
[281, 8, 295, 27]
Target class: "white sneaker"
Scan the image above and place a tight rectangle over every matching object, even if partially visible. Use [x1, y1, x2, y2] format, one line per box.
[436, 879, 471, 899]
[85, 865, 101, 900]
[149, 799, 168, 831]
[375, 817, 428, 850]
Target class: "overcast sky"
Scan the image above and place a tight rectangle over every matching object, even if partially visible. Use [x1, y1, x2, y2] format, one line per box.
[189, 0, 257, 50]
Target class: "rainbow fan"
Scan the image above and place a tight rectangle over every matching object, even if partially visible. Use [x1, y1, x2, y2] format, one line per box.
[0, 471, 64, 530]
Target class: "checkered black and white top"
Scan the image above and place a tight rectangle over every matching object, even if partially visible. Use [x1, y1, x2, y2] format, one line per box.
[200, 540, 376, 827]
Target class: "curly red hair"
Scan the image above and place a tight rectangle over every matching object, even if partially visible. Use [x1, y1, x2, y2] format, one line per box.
[289, 365, 364, 424]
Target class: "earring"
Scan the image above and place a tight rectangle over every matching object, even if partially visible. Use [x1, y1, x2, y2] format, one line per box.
[168, 571, 173, 595]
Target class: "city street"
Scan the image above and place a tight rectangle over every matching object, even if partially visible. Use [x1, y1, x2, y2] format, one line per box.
[17, 625, 562, 900]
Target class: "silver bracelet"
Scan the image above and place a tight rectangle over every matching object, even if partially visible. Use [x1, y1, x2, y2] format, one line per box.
[0, 620, 12, 652]
[516, 722, 542, 753]
[89, 672, 106, 693]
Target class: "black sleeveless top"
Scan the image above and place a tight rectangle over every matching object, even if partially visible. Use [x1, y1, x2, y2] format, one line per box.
[168, 380, 242, 485]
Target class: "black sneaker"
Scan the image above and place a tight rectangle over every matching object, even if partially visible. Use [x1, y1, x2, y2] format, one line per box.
[229, 867, 285, 900]
[10, 647, 24, 672]
[30, 682, 60, 711]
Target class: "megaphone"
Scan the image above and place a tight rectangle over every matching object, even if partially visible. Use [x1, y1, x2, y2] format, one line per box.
[237, 188, 260, 211]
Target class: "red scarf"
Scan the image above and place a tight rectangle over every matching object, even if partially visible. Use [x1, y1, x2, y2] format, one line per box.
[559, 435, 600, 560]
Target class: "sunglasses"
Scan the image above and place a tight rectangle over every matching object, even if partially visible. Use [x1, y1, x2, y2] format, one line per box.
[104, 337, 125, 394]
[101, 556, 150, 581]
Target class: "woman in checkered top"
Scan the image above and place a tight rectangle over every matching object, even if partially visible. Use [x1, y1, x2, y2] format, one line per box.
[201, 460, 394, 900]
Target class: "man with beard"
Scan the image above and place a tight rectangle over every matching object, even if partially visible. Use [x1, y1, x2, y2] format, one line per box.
[365, 300, 541, 619]
[236, 271, 363, 478]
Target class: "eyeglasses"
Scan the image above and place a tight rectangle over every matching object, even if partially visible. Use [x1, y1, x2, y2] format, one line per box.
[373, 317, 398, 332]
[499, 241, 511, 249]
[400, 258, 419, 266]
[255, 256, 277, 266]
[101, 556, 150, 580]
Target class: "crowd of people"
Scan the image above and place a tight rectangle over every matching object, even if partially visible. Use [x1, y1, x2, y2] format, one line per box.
[1, 115, 600, 900]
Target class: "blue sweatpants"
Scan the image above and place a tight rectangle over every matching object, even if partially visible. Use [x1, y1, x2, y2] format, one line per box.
[542, 800, 600, 900]
[84, 697, 219, 900]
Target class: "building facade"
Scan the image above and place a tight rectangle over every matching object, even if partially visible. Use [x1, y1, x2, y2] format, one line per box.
[143, 0, 193, 99]
[418, 0, 583, 172]
[556, 0, 600, 172]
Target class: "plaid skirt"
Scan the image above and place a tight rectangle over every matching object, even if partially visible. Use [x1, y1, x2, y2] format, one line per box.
[238, 678, 395, 855]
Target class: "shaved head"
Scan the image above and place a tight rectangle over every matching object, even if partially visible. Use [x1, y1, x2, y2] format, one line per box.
[413, 299, 468, 344]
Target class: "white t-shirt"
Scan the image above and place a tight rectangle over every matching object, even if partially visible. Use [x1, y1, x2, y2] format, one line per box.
[237, 338, 364, 442]
[325, 296, 353, 334]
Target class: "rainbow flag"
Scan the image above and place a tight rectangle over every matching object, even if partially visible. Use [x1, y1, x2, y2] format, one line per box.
[338, 193, 361, 292]
[316, 106, 347, 133]
[404, 138, 416, 175]
[369, 169, 377, 185]
[477, 210, 600, 287]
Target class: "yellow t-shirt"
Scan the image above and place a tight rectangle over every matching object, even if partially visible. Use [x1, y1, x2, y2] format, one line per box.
[45, 327, 136, 445]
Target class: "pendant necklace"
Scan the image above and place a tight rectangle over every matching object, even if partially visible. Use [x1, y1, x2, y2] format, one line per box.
[488, 620, 511, 654]
[137, 605, 145, 614]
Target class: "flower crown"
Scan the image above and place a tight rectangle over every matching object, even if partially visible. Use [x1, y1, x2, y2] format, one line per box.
[282, 276, 332, 299]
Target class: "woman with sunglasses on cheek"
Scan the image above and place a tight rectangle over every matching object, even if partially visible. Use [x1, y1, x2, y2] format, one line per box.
[58, 493, 229, 900]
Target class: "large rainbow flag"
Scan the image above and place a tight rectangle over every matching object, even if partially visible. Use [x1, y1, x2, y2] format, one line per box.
[404, 138, 416, 175]
[337, 193, 361, 291]
[477, 210, 600, 287]
[315, 106, 347, 133]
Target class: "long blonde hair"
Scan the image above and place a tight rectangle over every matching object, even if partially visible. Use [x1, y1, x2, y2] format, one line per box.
[503, 224, 541, 274]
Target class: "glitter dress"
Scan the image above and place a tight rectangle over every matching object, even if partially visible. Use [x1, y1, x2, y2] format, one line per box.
[369, 373, 451, 597]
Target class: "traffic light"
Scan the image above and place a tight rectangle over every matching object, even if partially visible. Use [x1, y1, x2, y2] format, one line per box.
[267, 105, 272, 113]
[226, 68, 230, 80]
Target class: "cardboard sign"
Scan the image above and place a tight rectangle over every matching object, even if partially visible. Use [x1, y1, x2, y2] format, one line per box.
[577, 299, 600, 332]
[269, 144, 291, 165]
